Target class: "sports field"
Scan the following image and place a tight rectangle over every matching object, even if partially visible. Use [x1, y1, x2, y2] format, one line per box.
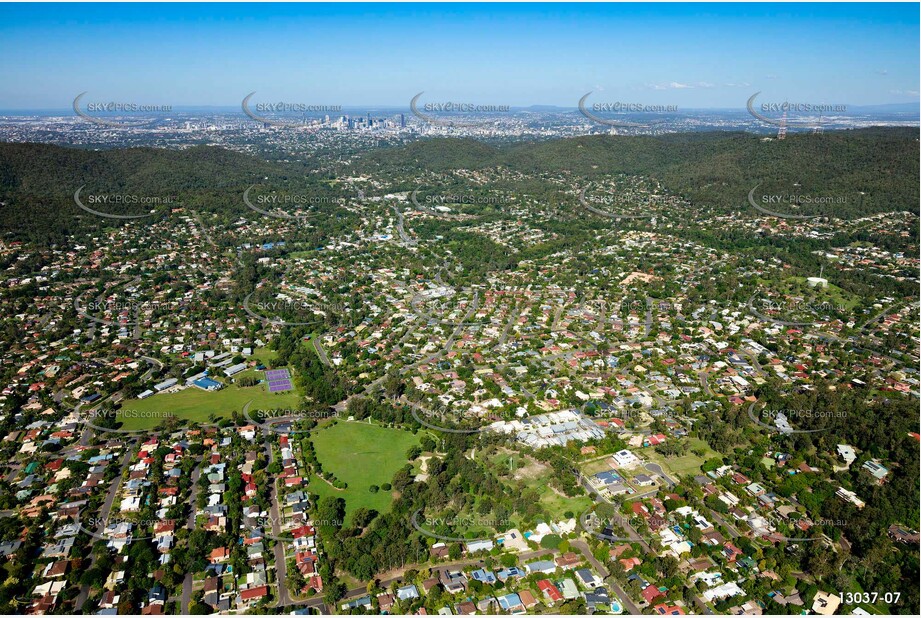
[115, 384, 301, 430]
[307, 420, 420, 522]
[113, 351, 300, 430]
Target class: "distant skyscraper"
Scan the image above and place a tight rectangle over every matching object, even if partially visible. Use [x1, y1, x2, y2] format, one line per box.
[400, 113, 406, 128]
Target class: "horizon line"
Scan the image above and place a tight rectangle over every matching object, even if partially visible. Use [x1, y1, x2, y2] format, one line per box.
[2, 102, 919, 114]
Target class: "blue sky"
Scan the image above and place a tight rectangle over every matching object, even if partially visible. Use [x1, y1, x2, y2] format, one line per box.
[0, 2, 917, 110]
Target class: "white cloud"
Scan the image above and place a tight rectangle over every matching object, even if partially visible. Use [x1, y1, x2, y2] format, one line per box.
[645, 81, 714, 90]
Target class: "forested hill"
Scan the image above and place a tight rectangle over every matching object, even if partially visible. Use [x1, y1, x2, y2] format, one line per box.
[0, 143, 335, 244]
[0, 143, 276, 195]
[360, 128, 920, 218]
[1, 128, 917, 245]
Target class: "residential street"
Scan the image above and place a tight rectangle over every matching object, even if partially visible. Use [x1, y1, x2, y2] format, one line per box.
[571, 538, 641, 615]
[180, 458, 203, 614]
[263, 431, 291, 607]
[74, 442, 136, 611]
